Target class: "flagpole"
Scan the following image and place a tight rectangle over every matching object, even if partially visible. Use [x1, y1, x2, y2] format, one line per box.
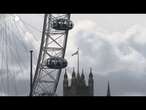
[72, 48, 80, 74]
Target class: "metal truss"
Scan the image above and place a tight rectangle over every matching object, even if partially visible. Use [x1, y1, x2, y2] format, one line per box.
[31, 14, 71, 96]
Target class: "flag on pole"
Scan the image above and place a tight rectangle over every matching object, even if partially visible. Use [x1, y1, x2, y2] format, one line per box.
[72, 50, 78, 56]
[72, 48, 80, 73]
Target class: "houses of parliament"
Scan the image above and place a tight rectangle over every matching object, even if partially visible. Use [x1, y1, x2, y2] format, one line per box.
[63, 68, 111, 96]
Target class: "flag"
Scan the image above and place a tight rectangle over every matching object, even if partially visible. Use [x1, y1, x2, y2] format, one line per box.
[72, 50, 78, 56]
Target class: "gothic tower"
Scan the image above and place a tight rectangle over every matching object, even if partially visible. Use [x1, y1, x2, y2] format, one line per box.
[88, 68, 94, 96]
[107, 81, 111, 97]
[63, 68, 94, 96]
[70, 68, 77, 96]
[63, 69, 68, 96]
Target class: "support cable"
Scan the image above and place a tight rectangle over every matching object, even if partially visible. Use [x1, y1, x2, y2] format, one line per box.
[8, 19, 28, 95]
[17, 16, 42, 41]
[5, 20, 18, 95]
[13, 19, 39, 68]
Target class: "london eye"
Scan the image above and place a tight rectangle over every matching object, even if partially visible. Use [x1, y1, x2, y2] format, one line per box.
[32, 14, 73, 96]
[0, 14, 73, 96]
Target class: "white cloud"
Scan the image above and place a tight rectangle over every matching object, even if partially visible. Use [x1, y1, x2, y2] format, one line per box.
[75, 20, 96, 31]
[69, 18, 146, 78]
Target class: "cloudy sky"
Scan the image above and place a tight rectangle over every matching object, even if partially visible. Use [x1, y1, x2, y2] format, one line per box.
[1, 14, 146, 96]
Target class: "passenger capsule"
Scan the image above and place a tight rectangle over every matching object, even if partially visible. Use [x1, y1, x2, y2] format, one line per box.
[46, 57, 68, 69]
[52, 19, 73, 30]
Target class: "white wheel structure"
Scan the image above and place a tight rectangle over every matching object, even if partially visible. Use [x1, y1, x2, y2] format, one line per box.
[31, 14, 73, 96]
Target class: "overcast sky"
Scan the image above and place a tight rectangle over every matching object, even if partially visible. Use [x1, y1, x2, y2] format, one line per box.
[1, 14, 146, 96]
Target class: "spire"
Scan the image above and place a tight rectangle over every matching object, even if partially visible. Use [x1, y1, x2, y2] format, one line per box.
[81, 69, 86, 86]
[88, 68, 94, 96]
[63, 69, 68, 88]
[77, 69, 80, 79]
[71, 67, 77, 87]
[81, 69, 85, 80]
[107, 81, 111, 97]
[64, 69, 68, 79]
[72, 67, 76, 78]
[89, 68, 93, 79]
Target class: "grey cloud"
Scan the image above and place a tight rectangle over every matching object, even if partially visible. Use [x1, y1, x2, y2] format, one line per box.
[69, 25, 146, 96]
[75, 30, 120, 73]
